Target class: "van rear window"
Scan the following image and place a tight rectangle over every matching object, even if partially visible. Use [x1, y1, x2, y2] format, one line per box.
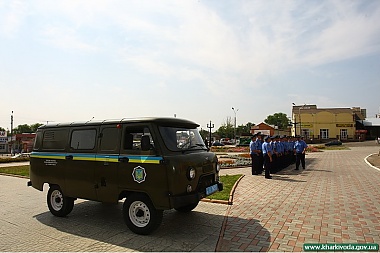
[70, 129, 96, 150]
[42, 129, 68, 150]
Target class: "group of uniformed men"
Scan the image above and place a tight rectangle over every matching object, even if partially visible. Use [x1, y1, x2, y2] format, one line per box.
[249, 132, 308, 179]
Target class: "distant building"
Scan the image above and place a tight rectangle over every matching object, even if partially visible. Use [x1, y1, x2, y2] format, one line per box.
[361, 118, 380, 139]
[291, 104, 365, 142]
[14, 133, 36, 153]
[0, 131, 7, 153]
[250, 122, 291, 137]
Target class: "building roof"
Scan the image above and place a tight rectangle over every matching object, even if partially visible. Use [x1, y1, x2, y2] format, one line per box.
[362, 118, 380, 127]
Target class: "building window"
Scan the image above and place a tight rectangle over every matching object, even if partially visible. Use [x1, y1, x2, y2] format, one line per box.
[340, 129, 348, 139]
[320, 129, 329, 139]
[301, 129, 310, 139]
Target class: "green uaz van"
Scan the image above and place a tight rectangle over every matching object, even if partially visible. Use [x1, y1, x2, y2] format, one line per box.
[28, 117, 223, 235]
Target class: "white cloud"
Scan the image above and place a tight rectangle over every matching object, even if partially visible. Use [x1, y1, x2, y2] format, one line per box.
[0, 0, 27, 37]
[39, 25, 98, 52]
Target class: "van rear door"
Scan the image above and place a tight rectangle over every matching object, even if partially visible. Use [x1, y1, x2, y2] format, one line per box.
[64, 127, 98, 200]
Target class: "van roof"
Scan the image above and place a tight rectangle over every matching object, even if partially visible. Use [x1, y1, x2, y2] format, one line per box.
[38, 117, 199, 129]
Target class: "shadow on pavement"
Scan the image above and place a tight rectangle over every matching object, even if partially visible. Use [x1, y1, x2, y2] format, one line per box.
[33, 200, 269, 252]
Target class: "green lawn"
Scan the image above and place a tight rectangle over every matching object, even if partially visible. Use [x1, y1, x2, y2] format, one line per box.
[0, 165, 30, 177]
[209, 174, 242, 201]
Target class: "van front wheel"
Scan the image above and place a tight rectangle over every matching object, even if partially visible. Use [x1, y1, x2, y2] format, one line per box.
[47, 185, 74, 217]
[123, 193, 163, 235]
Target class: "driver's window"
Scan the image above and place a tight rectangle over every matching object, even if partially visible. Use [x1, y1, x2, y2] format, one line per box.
[122, 126, 155, 155]
[176, 130, 194, 149]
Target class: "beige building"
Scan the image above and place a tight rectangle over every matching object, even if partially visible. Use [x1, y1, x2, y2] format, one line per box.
[292, 105, 365, 142]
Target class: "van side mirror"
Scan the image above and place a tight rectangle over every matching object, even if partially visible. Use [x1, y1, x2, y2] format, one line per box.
[141, 135, 151, 151]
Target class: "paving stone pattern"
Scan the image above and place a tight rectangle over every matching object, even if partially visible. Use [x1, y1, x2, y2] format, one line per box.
[217, 146, 380, 252]
[0, 176, 227, 252]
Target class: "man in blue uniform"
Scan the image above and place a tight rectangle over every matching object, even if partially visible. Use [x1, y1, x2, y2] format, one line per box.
[249, 134, 259, 175]
[262, 135, 273, 179]
[294, 135, 308, 170]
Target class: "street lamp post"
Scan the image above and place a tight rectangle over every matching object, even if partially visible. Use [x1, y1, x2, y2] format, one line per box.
[232, 107, 239, 144]
[292, 103, 297, 136]
[207, 121, 214, 148]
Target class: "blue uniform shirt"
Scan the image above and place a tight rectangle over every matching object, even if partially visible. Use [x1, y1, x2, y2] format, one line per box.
[294, 140, 308, 154]
[262, 142, 272, 155]
[249, 140, 255, 154]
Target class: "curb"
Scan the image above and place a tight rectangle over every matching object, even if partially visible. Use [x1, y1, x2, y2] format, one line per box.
[364, 153, 380, 172]
[201, 174, 245, 205]
[0, 173, 29, 179]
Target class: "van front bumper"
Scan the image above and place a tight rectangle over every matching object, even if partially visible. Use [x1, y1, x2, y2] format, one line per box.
[170, 182, 223, 209]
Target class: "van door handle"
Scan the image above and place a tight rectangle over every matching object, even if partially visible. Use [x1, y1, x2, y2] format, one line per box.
[118, 157, 129, 163]
[66, 155, 73, 160]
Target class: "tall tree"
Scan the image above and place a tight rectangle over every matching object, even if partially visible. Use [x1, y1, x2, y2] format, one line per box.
[264, 113, 290, 130]
[215, 116, 234, 139]
[237, 122, 255, 136]
[31, 123, 43, 132]
[13, 124, 32, 134]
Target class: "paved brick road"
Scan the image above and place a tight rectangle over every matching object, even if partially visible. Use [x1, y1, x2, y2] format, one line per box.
[217, 146, 380, 252]
[0, 176, 226, 252]
[0, 145, 379, 252]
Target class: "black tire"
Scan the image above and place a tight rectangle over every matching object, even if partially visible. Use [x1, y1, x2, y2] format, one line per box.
[47, 185, 74, 217]
[123, 193, 163, 235]
[174, 201, 199, 213]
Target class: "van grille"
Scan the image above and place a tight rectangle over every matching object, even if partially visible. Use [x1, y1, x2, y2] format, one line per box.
[202, 163, 214, 173]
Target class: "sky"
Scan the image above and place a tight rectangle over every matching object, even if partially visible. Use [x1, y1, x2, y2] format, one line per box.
[1, 0, 380, 131]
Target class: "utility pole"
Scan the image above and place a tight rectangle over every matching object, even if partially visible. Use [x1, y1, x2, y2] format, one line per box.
[232, 107, 239, 143]
[10, 111, 13, 155]
[207, 121, 214, 148]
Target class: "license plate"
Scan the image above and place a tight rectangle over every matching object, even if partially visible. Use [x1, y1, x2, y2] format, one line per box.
[205, 184, 219, 196]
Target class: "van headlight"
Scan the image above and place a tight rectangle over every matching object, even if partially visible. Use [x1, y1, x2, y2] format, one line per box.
[187, 167, 196, 180]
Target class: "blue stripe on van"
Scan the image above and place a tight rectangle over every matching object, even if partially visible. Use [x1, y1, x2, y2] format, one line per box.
[31, 152, 163, 164]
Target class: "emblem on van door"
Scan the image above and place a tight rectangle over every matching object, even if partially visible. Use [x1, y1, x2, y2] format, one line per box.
[132, 166, 146, 183]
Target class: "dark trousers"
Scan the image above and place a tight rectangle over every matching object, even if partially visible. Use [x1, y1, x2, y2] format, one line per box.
[258, 154, 264, 173]
[251, 154, 258, 175]
[295, 153, 306, 169]
[271, 154, 278, 173]
[263, 154, 271, 178]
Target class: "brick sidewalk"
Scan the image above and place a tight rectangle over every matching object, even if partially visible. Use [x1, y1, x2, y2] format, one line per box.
[217, 147, 380, 252]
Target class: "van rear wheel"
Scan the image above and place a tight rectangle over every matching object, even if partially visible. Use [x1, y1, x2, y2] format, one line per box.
[174, 201, 199, 212]
[123, 193, 163, 235]
[47, 185, 74, 217]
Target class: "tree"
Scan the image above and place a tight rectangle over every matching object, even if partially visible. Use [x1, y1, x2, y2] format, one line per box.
[215, 116, 234, 139]
[31, 123, 43, 132]
[237, 122, 255, 136]
[264, 113, 290, 130]
[13, 124, 32, 134]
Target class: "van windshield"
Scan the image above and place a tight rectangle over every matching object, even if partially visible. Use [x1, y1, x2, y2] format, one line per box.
[159, 126, 207, 152]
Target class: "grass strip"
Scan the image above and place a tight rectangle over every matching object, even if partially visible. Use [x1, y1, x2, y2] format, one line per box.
[0, 165, 29, 177]
[209, 174, 242, 201]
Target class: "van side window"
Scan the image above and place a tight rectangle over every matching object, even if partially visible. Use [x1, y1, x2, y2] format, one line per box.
[70, 129, 96, 150]
[100, 127, 119, 152]
[122, 127, 155, 154]
[42, 129, 68, 151]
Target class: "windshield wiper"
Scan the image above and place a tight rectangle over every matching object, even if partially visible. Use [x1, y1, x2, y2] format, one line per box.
[187, 144, 208, 151]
